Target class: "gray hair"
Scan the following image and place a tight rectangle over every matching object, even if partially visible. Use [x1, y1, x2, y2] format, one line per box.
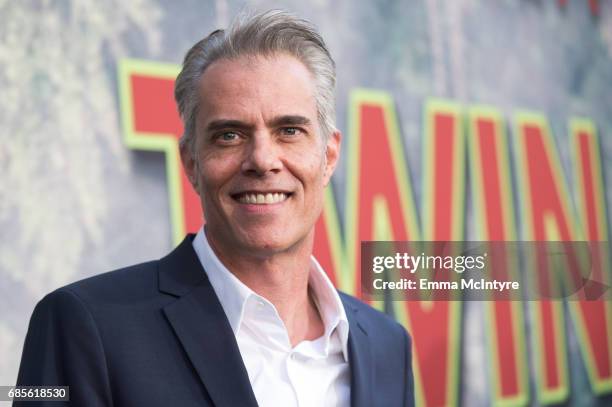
[174, 9, 337, 156]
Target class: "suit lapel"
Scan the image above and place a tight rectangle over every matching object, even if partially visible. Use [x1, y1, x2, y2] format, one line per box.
[342, 297, 373, 407]
[159, 236, 258, 407]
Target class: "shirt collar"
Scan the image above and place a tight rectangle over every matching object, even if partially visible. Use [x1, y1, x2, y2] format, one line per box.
[192, 226, 349, 361]
[308, 256, 350, 361]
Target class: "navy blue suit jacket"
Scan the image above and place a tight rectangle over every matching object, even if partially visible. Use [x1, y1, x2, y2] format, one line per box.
[16, 235, 414, 406]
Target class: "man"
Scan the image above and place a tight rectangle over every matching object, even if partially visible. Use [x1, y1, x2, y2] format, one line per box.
[16, 10, 414, 407]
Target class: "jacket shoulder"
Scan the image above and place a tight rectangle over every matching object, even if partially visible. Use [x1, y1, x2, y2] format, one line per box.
[57, 260, 161, 303]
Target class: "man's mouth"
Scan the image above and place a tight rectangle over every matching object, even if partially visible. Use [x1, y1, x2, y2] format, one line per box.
[232, 192, 292, 205]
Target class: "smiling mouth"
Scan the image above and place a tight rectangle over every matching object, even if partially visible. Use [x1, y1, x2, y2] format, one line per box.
[232, 192, 292, 205]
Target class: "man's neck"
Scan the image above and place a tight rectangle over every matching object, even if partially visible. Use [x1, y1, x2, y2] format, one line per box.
[205, 230, 325, 346]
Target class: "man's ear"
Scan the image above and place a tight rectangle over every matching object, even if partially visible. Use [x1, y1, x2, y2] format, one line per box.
[180, 142, 199, 194]
[323, 130, 341, 186]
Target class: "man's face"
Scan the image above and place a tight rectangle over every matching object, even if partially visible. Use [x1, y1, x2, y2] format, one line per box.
[182, 53, 341, 258]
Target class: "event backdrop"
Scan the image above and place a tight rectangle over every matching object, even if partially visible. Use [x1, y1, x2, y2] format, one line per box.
[1, 1, 611, 406]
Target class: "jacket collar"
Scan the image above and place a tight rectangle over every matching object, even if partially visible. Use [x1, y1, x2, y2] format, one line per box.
[340, 294, 373, 407]
[159, 235, 259, 407]
[158, 235, 373, 407]
[158, 234, 206, 297]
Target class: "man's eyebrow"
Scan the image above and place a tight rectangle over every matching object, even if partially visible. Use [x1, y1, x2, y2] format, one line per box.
[205, 119, 254, 133]
[268, 115, 312, 128]
[205, 116, 311, 133]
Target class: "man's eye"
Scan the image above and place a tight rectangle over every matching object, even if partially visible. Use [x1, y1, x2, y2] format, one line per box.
[217, 132, 239, 143]
[280, 127, 302, 137]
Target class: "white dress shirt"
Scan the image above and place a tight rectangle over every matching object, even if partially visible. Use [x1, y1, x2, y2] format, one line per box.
[192, 227, 351, 407]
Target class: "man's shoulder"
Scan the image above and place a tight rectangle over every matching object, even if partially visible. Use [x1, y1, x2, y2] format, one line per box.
[23, 259, 167, 344]
[50, 259, 162, 305]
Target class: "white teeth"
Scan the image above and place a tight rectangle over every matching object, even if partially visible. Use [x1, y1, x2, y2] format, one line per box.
[237, 192, 288, 204]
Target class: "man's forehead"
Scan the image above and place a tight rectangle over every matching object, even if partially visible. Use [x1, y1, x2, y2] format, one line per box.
[196, 54, 319, 127]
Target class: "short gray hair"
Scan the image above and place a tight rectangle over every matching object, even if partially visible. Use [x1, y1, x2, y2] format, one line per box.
[174, 9, 337, 155]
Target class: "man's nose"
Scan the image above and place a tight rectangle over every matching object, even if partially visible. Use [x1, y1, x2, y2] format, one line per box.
[241, 132, 283, 176]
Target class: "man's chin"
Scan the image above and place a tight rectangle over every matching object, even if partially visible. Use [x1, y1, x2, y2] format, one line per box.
[238, 237, 291, 255]
[230, 231, 307, 257]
